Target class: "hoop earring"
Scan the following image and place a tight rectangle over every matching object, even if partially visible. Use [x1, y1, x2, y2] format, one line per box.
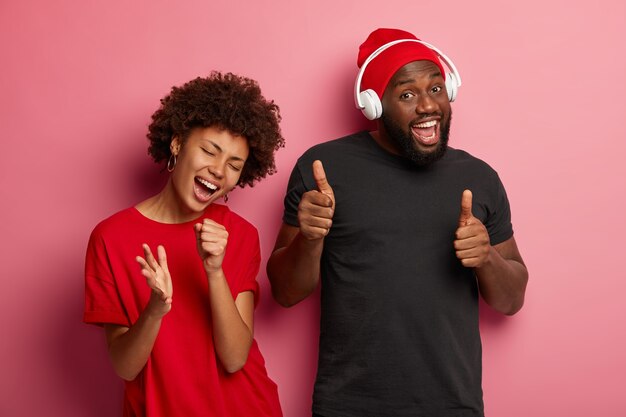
[167, 154, 177, 172]
[223, 193, 229, 203]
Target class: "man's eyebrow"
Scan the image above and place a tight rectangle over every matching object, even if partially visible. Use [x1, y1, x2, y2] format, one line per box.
[392, 71, 443, 87]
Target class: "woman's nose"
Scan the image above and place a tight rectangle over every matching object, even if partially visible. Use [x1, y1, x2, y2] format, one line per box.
[208, 161, 225, 179]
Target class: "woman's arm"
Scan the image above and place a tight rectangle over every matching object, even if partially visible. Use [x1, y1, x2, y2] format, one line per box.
[195, 219, 254, 373]
[104, 307, 163, 381]
[104, 244, 173, 380]
[206, 271, 254, 373]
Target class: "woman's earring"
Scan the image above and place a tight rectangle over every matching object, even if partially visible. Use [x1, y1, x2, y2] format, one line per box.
[223, 193, 229, 203]
[167, 154, 177, 172]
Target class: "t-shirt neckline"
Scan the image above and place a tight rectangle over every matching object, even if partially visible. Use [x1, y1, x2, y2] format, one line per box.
[129, 205, 220, 227]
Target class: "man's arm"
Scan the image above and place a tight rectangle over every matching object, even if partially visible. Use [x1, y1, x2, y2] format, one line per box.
[454, 190, 528, 315]
[267, 224, 324, 307]
[474, 236, 527, 315]
[267, 160, 334, 307]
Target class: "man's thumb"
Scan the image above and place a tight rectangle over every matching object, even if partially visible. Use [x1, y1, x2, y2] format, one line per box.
[459, 189, 473, 226]
[313, 160, 333, 196]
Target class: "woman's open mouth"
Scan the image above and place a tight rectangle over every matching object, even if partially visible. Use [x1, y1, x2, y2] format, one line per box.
[194, 177, 219, 202]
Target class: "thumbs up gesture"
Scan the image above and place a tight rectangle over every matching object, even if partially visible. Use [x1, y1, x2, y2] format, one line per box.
[454, 190, 491, 268]
[298, 160, 335, 240]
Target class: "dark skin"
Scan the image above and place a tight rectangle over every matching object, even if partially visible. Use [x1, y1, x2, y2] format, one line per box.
[266, 160, 333, 307]
[267, 60, 528, 315]
[104, 128, 255, 381]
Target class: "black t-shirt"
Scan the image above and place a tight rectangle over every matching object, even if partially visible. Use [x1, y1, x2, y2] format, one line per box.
[283, 131, 513, 417]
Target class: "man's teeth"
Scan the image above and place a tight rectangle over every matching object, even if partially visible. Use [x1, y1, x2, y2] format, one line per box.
[197, 178, 217, 191]
[413, 120, 437, 128]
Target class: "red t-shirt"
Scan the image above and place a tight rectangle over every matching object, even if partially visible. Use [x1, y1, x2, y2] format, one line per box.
[84, 205, 282, 417]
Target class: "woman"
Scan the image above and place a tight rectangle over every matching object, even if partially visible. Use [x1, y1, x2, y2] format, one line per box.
[84, 72, 285, 417]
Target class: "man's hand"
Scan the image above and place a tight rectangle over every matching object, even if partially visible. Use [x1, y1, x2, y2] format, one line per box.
[298, 160, 335, 240]
[194, 219, 228, 275]
[454, 190, 491, 268]
[136, 244, 173, 318]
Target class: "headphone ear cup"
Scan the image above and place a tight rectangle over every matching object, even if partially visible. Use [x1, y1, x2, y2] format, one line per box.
[359, 89, 383, 120]
[445, 72, 458, 102]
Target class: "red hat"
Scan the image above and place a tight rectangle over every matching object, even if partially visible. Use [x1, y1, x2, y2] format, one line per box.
[358, 28, 446, 99]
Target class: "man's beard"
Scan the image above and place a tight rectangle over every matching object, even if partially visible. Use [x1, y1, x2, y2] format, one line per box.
[381, 110, 452, 167]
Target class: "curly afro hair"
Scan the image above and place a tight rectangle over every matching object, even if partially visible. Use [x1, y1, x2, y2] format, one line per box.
[147, 71, 285, 187]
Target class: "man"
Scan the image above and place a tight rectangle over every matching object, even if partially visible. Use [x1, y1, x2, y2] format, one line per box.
[267, 28, 528, 417]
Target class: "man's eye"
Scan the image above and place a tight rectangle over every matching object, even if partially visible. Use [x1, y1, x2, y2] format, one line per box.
[432, 86, 442, 94]
[400, 92, 414, 100]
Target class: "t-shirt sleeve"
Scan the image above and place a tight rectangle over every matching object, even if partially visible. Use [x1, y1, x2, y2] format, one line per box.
[283, 160, 311, 227]
[484, 172, 514, 246]
[83, 226, 129, 327]
[237, 227, 261, 307]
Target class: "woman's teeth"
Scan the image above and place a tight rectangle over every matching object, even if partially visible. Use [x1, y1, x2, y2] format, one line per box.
[196, 177, 217, 192]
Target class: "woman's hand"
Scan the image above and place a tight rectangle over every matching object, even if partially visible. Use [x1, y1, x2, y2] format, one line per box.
[194, 219, 228, 276]
[136, 244, 173, 318]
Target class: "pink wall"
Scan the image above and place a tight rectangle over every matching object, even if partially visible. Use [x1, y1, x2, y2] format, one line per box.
[1, 0, 625, 415]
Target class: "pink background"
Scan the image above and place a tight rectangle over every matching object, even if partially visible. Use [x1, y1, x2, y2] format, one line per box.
[1, 1, 625, 416]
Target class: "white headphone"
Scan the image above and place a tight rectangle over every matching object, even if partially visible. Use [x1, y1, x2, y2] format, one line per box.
[354, 39, 462, 120]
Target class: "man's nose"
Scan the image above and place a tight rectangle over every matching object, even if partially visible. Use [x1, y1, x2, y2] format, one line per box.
[415, 93, 437, 114]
